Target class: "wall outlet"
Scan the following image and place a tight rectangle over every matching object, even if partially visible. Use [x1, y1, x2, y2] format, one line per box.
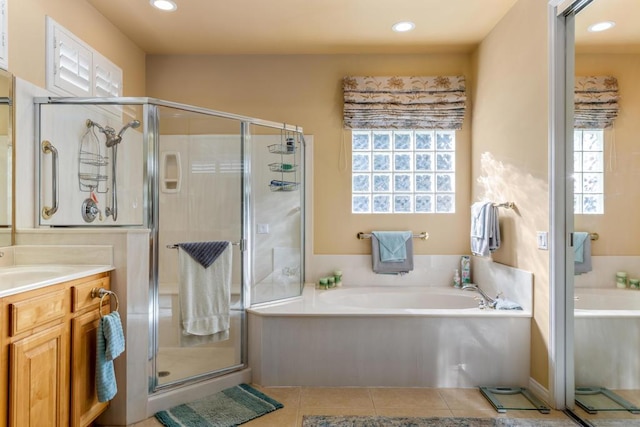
[537, 231, 548, 250]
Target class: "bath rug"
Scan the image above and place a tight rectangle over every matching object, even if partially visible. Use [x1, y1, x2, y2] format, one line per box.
[155, 383, 283, 427]
[301, 416, 579, 427]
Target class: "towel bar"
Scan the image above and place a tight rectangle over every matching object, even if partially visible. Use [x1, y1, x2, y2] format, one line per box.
[492, 202, 515, 209]
[357, 231, 429, 240]
[167, 242, 240, 249]
[91, 288, 120, 317]
[589, 233, 599, 241]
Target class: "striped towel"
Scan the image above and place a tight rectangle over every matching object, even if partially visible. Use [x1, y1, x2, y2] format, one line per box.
[178, 241, 230, 268]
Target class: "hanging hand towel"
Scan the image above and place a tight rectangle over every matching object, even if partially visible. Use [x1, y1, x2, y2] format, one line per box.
[470, 202, 501, 257]
[371, 231, 414, 274]
[574, 232, 592, 275]
[102, 311, 125, 361]
[96, 318, 117, 402]
[178, 241, 232, 345]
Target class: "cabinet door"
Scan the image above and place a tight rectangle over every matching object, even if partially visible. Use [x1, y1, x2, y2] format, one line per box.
[71, 310, 109, 427]
[9, 323, 69, 427]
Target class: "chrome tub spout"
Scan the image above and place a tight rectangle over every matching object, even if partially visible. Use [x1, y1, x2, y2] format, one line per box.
[462, 283, 497, 308]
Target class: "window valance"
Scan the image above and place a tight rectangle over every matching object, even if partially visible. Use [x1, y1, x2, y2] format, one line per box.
[574, 76, 619, 129]
[342, 76, 466, 130]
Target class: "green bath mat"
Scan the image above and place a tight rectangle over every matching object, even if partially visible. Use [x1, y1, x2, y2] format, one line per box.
[302, 416, 579, 427]
[155, 383, 283, 427]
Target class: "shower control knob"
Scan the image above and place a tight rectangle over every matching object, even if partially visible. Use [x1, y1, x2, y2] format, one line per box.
[81, 198, 101, 223]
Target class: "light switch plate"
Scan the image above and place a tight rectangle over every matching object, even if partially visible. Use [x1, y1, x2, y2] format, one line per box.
[537, 231, 548, 250]
[257, 223, 269, 234]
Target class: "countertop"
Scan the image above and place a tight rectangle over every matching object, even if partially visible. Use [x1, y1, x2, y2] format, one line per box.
[0, 264, 114, 297]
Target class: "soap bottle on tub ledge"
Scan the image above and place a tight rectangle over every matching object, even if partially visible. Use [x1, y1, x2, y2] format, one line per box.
[460, 255, 471, 284]
[453, 269, 461, 288]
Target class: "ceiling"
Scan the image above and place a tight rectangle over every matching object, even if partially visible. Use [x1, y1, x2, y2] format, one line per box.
[86, 0, 640, 55]
[574, 0, 640, 53]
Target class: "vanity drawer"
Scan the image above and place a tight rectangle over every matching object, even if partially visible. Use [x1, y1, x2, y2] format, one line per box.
[72, 276, 110, 313]
[10, 289, 67, 336]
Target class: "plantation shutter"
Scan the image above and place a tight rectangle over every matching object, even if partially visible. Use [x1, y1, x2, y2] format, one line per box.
[342, 76, 466, 130]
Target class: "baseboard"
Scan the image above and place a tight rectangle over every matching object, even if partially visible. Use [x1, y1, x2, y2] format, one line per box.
[528, 376, 551, 406]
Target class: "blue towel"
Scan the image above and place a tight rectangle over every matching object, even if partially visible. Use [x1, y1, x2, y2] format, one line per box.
[178, 241, 230, 268]
[573, 232, 589, 263]
[96, 318, 117, 402]
[495, 297, 523, 310]
[574, 232, 592, 275]
[371, 231, 412, 262]
[102, 311, 125, 361]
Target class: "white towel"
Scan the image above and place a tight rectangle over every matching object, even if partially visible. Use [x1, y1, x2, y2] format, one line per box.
[178, 243, 232, 343]
[470, 202, 501, 257]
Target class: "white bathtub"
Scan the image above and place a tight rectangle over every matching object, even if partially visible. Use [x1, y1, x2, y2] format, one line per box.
[248, 284, 531, 387]
[574, 288, 640, 389]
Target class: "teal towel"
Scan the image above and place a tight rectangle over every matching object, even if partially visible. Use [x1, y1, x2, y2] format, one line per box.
[102, 312, 125, 361]
[371, 231, 412, 262]
[96, 318, 117, 402]
[573, 232, 589, 263]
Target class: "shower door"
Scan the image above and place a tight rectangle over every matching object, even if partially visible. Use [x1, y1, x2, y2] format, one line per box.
[154, 106, 245, 388]
[565, 0, 640, 423]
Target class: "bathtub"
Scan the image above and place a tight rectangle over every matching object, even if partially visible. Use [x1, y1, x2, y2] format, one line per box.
[248, 284, 531, 387]
[574, 288, 640, 389]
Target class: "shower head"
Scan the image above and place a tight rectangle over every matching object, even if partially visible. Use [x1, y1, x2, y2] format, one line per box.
[117, 120, 141, 138]
[104, 120, 141, 147]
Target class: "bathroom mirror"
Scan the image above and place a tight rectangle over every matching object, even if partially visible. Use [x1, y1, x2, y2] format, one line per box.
[0, 69, 13, 248]
[570, 0, 640, 423]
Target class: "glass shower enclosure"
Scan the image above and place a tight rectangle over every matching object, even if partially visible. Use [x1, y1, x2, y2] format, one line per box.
[35, 97, 305, 391]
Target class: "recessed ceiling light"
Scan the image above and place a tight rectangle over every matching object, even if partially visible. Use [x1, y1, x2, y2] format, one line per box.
[150, 0, 177, 12]
[392, 21, 415, 33]
[587, 21, 615, 32]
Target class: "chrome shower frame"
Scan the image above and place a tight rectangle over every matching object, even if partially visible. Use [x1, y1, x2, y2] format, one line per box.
[34, 96, 306, 395]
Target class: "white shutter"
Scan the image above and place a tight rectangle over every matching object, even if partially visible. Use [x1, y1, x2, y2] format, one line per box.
[52, 26, 92, 96]
[94, 53, 122, 97]
[46, 18, 123, 98]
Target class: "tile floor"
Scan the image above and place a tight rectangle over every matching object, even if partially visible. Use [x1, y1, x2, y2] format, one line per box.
[131, 386, 577, 427]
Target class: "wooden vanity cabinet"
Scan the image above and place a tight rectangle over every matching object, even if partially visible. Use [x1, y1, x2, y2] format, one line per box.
[0, 271, 111, 427]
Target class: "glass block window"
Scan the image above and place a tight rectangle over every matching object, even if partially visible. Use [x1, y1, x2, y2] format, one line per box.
[351, 130, 456, 213]
[574, 129, 604, 214]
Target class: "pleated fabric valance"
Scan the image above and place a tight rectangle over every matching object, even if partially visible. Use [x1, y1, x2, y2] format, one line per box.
[574, 76, 619, 129]
[342, 76, 466, 130]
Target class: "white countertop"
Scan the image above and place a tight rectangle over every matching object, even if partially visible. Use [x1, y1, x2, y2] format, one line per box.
[0, 264, 114, 297]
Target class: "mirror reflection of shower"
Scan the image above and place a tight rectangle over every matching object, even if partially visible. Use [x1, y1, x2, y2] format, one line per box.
[87, 119, 141, 220]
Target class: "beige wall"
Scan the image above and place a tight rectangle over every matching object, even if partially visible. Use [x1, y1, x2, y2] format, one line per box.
[471, 0, 550, 388]
[146, 54, 472, 255]
[575, 54, 640, 256]
[9, 0, 145, 95]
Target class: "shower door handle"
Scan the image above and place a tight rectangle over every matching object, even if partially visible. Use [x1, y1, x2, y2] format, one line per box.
[41, 140, 59, 219]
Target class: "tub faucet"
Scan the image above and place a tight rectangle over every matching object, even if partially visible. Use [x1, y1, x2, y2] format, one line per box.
[461, 283, 497, 308]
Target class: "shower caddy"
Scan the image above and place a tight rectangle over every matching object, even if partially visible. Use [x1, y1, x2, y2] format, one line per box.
[268, 128, 300, 191]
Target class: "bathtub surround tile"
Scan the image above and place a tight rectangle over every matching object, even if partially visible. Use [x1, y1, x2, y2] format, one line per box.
[370, 388, 449, 409]
[472, 257, 533, 312]
[574, 256, 640, 288]
[307, 254, 463, 287]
